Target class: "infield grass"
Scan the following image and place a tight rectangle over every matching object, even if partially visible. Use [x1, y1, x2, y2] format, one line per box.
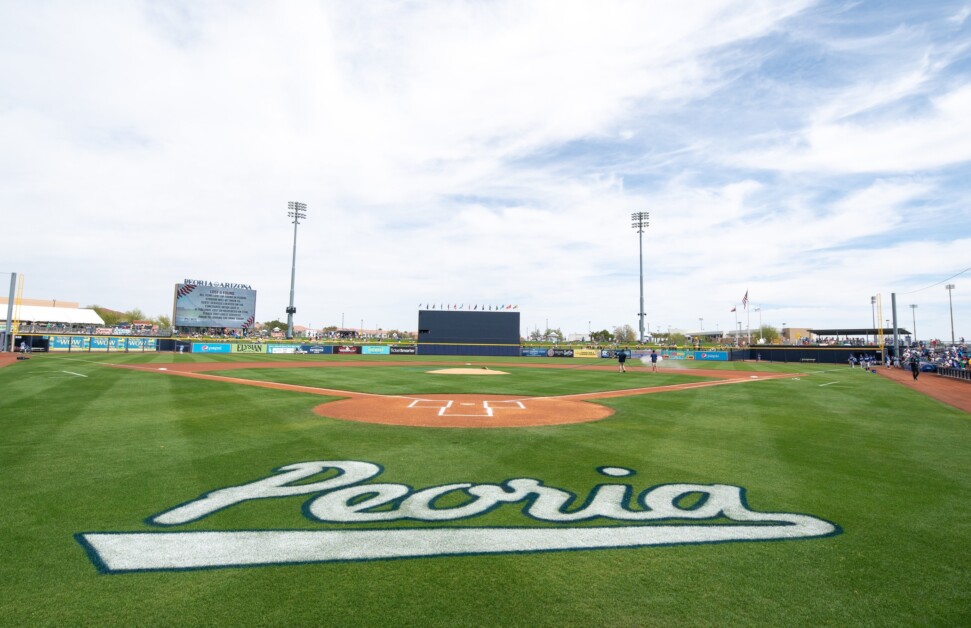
[0, 353, 968, 626]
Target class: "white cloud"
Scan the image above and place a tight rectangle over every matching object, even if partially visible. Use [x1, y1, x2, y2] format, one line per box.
[1, 0, 968, 341]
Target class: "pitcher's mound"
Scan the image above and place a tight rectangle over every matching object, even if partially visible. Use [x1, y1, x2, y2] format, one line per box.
[428, 368, 508, 375]
[315, 394, 613, 428]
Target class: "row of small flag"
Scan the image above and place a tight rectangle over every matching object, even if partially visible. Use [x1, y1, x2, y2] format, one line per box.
[420, 304, 518, 311]
[730, 290, 749, 313]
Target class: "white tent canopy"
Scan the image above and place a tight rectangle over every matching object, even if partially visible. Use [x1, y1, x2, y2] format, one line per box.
[8, 304, 104, 326]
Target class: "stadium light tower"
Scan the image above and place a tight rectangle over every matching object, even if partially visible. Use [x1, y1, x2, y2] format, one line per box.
[870, 296, 876, 344]
[631, 212, 649, 343]
[946, 284, 956, 345]
[909, 304, 918, 344]
[286, 201, 307, 340]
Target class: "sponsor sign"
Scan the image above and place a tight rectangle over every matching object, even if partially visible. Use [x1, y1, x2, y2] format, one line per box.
[231, 343, 267, 354]
[574, 349, 599, 358]
[694, 351, 729, 361]
[522, 347, 548, 357]
[267, 345, 299, 354]
[362, 346, 391, 355]
[550, 348, 574, 358]
[336, 345, 362, 355]
[662, 350, 688, 360]
[49, 336, 72, 352]
[89, 337, 110, 352]
[192, 343, 231, 354]
[76, 460, 840, 573]
[389, 345, 417, 355]
[301, 345, 330, 354]
[173, 282, 257, 329]
[601, 349, 631, 358]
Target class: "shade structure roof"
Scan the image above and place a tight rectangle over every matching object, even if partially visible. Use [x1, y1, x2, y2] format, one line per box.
[7, 304, 105, 325]
[809, 328, 912, 336]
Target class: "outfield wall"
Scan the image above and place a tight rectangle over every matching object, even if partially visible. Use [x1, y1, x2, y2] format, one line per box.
[18, 334, 159, 352]
[743, 346, 885, 364]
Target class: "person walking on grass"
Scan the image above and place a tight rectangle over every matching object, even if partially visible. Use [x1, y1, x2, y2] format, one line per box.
[617, 348, 628, 373]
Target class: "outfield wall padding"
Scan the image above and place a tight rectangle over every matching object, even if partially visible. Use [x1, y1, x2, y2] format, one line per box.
[418, 343, 520, 357]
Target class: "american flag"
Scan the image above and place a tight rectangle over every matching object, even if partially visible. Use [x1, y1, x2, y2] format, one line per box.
[742, 290, 749, 309]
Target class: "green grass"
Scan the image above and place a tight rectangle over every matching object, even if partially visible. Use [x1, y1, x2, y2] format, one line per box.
[1, 354, 969, 626]
[212, 364, 714, 396]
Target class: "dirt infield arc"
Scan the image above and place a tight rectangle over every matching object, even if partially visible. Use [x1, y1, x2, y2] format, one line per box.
[104, 360, 799, 428]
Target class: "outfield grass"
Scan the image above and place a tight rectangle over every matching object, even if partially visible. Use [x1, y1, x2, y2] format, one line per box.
[1, 354, 968, 626]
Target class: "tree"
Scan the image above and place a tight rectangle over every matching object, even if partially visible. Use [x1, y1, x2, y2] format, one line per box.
[668, 333, 687, 346]
[87, 305, 123, 326]
[262, 319, 287, 333]
[757, 325, 780, 343]
[154, 315, 172, 329]
[544, 328, 564, 343]
[590, 329, 613, 343]
[528, 329, 543, 342]
[124, 308, 146, 322]
[613, 325, 636, 343]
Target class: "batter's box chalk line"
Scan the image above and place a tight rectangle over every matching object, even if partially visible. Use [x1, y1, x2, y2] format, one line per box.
[406, 399, 526, 418]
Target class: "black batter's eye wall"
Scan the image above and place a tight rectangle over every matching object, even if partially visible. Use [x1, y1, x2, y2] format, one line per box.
[417, 310, 521, 356]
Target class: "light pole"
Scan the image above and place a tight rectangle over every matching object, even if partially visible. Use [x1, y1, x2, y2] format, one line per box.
[946, 284, 956, 345]
[870, 296, 876, 344]
[699, 317, 703, 330]
[909, 304, 918, 345]
[754, 306, 762, 341]
[285, 201, 307, 340]
[3, 272, 17, 352]
[631, 212, 649, 343]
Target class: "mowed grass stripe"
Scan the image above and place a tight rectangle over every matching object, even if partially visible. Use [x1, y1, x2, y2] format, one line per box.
[0, 354, 968, 625]
[206, 365, 714, 396]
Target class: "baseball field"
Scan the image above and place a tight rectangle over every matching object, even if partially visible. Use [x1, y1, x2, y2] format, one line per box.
[1, 352, 969, 626]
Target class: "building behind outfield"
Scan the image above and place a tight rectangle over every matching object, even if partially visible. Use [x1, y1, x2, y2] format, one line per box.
[417, 309, 520, 356]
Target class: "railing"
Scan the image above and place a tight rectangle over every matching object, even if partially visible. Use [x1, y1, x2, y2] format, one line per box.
[937, 367, 971, 382]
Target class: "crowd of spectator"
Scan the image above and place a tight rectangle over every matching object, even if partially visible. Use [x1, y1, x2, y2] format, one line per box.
[902, 340, 969, 370]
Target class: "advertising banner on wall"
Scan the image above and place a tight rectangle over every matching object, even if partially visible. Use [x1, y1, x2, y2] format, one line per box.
[173, 280, 257, 329]
[193, 343, 231, 354]
[267, 345, 300, 354]
[231, 343, 267, 354]
[694, 351, 729, 361]
[574, 349, 599, 358]
[49, 336, 72, 351]
[336, 345, 362, 355]
[301, 344, 331, 354]
[362, 346, 391, 355]
[661, 350, 688, 360]
[549, 348, 574, 358]
[89, 337, 110, 352]
[600, 349, 631, 358]
[522, 347, 548, 357]
[390, 345, 417, 355]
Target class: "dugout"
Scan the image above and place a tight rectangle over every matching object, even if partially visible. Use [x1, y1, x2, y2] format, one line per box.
[417, 310, 520, 357]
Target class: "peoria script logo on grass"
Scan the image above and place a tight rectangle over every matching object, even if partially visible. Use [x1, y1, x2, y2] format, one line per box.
[77, 461, 840, 573]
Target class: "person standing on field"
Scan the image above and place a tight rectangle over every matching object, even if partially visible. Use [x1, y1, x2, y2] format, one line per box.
[617, 348, 627, 373]
[650, 349, 659, 372]
[910, 355, 920, 380]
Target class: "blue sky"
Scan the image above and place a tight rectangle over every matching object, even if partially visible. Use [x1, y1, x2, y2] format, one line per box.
[1, 0, 969, 340]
